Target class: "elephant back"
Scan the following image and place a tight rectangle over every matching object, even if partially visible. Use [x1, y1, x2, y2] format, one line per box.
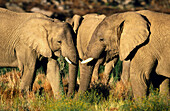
[0, 8, 46, 38]
[77, 14, 106, 59]
[0, 8, 46, 63]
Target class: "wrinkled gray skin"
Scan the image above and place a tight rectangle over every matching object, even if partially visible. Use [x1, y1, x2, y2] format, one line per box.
[67, 14, 119, 94]
[121, 60, 130, 84]
[0, 8, 78, 98]
[82, 10, 170, 99]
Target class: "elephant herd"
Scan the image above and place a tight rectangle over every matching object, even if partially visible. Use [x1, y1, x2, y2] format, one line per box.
[0, 8, 169, 99]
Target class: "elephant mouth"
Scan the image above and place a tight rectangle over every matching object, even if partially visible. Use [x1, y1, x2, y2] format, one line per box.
[54, 50, 76, 65]
[81, 58, 94, 64]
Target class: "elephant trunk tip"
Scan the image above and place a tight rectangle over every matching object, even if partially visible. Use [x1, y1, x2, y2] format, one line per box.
[81, 58, 94, 64]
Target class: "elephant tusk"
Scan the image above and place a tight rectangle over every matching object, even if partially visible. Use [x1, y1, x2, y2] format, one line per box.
[65, 57, 72, 64]
[81, 58, 94, 64]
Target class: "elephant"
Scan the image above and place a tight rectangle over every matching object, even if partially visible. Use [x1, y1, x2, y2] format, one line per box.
[67, 14, 121, 95]
[82, 10, 170, 99]
[0, 8, 78, 98]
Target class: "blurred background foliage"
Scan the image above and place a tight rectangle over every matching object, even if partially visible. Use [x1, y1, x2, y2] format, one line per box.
[0, 0, 169, 21]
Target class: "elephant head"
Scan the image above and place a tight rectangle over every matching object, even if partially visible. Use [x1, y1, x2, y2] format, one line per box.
[19, 18, 77, 61]
[82, 12, 150, 63]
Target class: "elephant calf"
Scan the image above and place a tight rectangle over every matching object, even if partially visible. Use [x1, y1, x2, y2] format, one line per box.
[0, 8, 78, 98]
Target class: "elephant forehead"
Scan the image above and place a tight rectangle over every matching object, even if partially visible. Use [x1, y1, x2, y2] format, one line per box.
[50, 26, 66, 37]
[97, 29, 113, 38]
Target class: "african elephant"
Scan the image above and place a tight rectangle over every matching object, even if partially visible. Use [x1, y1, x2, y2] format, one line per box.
[0, 8, 78, 98]
[82, 10, 170, 99]
[67, 14, 119, 94]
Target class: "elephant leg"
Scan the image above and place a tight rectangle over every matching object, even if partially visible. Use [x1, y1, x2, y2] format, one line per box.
[102, 61, 114, 85]
[103, 58, 118, 85]
[91, 58, 103, 84]
[91, 63, 100, 84]
[19, 50, 37, 93]
[130, 55, 156, 99]
[46, 58, 62, 99]
[121, 60, 130, 84]
[20, 64, 36, 92]
[78, 61, 94, 94]
[129, 47, 159, 99]
[160, 78, 169, 97]
[130, 68, 149, 99]
[150, 73, 169, 96]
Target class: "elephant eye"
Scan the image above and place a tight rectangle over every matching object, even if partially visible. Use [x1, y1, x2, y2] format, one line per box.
[57, 41, 62, 44]
[99, 38, 104, 42]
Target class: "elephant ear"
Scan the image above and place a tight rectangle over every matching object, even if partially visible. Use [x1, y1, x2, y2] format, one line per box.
[66, 15, 83, 33]
[119, 12, 150, 61]
[19, 18, 52, 57]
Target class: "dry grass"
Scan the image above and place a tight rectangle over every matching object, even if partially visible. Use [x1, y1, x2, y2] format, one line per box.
[0, 70, 21, 99]
[0, 71, 66, 100]
[0, 70, 131, 100]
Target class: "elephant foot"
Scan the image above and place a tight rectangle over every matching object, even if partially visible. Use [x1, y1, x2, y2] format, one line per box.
[160, 78, 170, 97]
[19, 83, 31, 94]
[19, 87, 31, 99]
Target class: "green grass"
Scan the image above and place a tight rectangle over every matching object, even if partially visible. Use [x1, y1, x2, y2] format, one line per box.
[120, 92, 169, 111]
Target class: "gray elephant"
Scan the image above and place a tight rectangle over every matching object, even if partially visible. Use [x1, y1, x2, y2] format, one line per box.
[0, 8, 78, 98]
[82, 10, 170, 99]
[67, 14, 120, 95]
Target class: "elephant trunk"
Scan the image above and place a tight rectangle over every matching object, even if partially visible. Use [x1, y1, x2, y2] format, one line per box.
[67, 53, 78, 97]
[61, 27, 78, 97]
[63, 44, 78, 97]
[78, 63, 94, 94]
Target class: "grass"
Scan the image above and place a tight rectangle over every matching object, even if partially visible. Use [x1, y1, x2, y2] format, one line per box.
[0, 84, 169, 111]
[0, 60, 169, 111]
